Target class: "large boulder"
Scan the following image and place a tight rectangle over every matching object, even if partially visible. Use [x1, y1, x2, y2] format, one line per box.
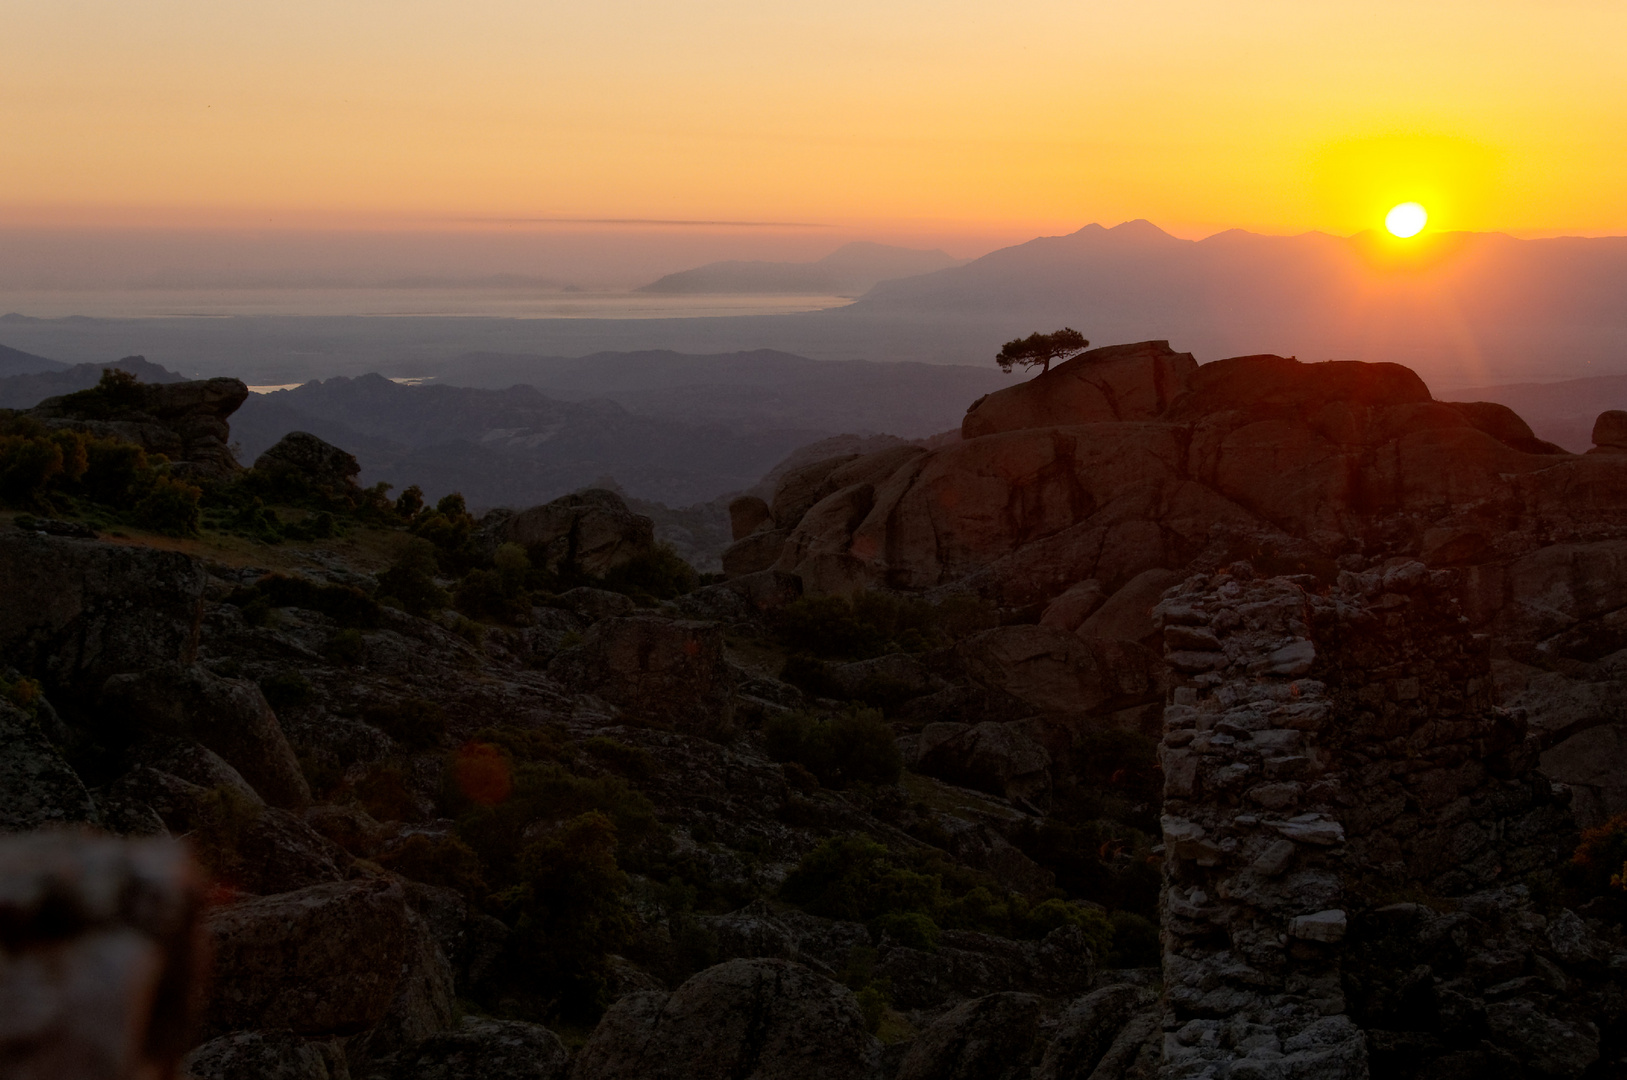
[953, 626, 1163, 719]
[893, 992, 1042, 1080]
[1591, 409, 1627, 452]
[0, 533, 207, 709]
[913, 721, 1051, 803]
[728, 495, 774, 540]
[0, 833, 207, 1080]
[101, 662, 311, 810]
[252, 432, 363, 503]
[1033, 984, 1157, 1080]
[569, 959, 883, 1080]
[547, 615, 730, 729]
[962, 340, 1197, 439]
[204, 878, 413, 1037]
[28, 372, 249, 480]
[372, 1016, 568, 1080]
[495, 490, 656, 577]
[0, 699, 99, 831]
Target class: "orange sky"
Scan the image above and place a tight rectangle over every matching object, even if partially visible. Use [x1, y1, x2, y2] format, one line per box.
[3, 0, 1625, 240]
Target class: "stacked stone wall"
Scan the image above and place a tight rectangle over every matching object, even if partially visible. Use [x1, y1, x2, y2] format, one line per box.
[1154, 561, 1587, 1079]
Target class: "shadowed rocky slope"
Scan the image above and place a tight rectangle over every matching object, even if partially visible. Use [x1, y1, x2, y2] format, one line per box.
[5, 345, 1627, 1079]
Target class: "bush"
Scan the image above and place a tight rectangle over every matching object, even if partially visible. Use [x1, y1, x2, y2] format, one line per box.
[376, 834, 486, 898]
[356, 762, 421, 822]
[872, 911, 939, 951]
[453, 567, 530, 624]
[599, 545, 698, 601]
[582, 736, 659, 781]
[377, 538, 449, 616]
[1568, 813, 1627, 907]
[258, 669, 314, 713]
[325, 628, 365, 665]
[133, 473, 203, 536]
[1108, 910, 1160, 968]
[496, 811, 634, 1021]
[780, 835, 940, 924]
[230, 574, 381, 629]
[764, 709, 901, 789]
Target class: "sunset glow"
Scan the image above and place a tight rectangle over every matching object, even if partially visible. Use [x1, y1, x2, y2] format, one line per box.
[1385, 203, 1428, 238]
[2, 0, 1625, 239]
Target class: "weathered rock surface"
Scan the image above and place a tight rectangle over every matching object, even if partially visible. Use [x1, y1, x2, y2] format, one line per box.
[183, 1031, 351, 1080]
[205, 878, 413, 1037]
[494, 489, 657, 576]
[0, 533, 207, 708]
[962, 340, 1197, 439]
[0, 832, 206, 1080]
[1033, 983, 1158, 1080]
[547, 615, 731, 728]
[102, 661, 311, 809]
[368, 1016, 568, 1080]
[728, 495, 774, 540]
[568, 959, 883, 1080]
[0, 700, 99, 831]
[253, 432, 363, 500]
[893, 991, 1042, 1080]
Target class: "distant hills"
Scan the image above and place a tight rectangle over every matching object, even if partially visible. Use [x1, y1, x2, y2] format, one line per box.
[5, 221, 1625, 391]
[0, 355, 184, 409]
[424, 349, 1009, 437]
[231, 375, 833, 511]
[0, 342, 64, 378]
[636, 241, 961, 296]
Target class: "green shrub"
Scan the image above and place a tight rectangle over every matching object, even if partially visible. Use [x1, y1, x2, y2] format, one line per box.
[376, 833, 487, 898]
[1108, 910, 1160, 968]
[855, 984, 890, 1034]
[764, 709, 901, 789]
[780, 835, 940, 924]
[599, 544, 698, 601]
[133, 473, 203, 536]
[376, 538, 449, 616]
[259, 669, 314, 713]
[872, 911, 939, 951]
[582, 736, 659, 781]
[453, 568, 531, 624]
[395, 484, 425, 519]
[230, 574, 381, 629]
[1568, 813, 1627, 909]
[49, 367, 146, 420]
[495, 811, 634, 1021]
[325, 628, 365, 665]
[776, 596, 887, 659]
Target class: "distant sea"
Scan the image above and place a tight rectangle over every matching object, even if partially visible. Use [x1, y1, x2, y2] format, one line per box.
[0, 288, 855, 320]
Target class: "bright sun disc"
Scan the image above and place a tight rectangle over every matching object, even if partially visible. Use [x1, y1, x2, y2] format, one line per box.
[1385, 202, 1428, 238]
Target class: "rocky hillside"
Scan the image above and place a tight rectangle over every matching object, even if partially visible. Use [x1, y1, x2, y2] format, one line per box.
[4, 346, 1627, 1079]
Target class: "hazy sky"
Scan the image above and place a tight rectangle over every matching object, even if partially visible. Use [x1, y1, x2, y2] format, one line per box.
[3, 0, 1625, 240]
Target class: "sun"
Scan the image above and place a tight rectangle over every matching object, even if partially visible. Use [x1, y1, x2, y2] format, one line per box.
[1385, 202, 1428, 238]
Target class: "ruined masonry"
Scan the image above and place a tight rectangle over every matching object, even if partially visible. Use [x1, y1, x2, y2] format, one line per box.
[1154, 562, 1581, 1079]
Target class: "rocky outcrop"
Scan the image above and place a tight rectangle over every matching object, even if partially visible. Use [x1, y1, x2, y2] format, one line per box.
[0, 832, 207, 1080]
[367, 1016, 568, 1080]
[893, 991, 1042, 1080]
[1154, 564, 1612, 1079]
[102, 662, 311, 810]
[183, 1031, 351, 1080]
[0, 533, 207, 710]
[490, 489, 657, 576]
[205, 878, 415, 1037]
[252, 432, 363, 502]
[568, 958, 883, 1080]
[961, 340, 1197, 439]
[0, 699, 99, 831]
[28, 373, 249, 480]
[547, 615, 731, 730]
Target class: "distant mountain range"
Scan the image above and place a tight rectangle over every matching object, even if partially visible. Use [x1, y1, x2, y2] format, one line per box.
[5, 222, 1624, 391]
[636, 241, 962, 296]
[0, 355, 183, 408]
[422, 349, 1009, 437]
[231, 375, 832, 511]
[0, 342, 64, 378]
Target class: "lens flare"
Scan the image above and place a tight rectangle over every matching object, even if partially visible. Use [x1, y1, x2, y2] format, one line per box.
[1385, 202, 1428, 238]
